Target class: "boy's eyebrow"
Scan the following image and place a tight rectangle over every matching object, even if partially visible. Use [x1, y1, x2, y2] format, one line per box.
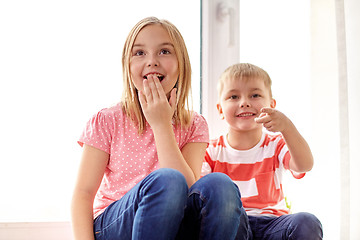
[225, 87, 264, 93]
[250, 87, 264, 92]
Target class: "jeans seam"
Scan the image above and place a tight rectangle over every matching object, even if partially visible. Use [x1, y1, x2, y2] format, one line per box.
[97, 203, 135, 235]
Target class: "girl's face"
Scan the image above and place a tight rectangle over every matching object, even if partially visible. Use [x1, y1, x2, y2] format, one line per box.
[130, 24, 179, 98]
[217, 77, 276, 132]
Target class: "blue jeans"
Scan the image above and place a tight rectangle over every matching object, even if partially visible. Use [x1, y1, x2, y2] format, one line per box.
[248, 212, 323, 240]
[93, 168, 249, 240]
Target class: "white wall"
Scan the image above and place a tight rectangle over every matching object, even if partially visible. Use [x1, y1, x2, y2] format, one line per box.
[310, 0, 340, 238]
[0, 0, 201, 223]
[344, 0, 360, 238]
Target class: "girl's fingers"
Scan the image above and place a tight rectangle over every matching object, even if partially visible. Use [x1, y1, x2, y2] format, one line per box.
[153, 76, 167, 100]
[142, 79, 153, 103]
[145, 75, 161, 100]
[138, 90, 147, 108]
[168, 88, 177, 110]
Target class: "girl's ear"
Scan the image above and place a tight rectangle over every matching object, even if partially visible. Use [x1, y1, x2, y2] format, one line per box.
[271, 98, 277, 108]
[217, 103, 225, 120]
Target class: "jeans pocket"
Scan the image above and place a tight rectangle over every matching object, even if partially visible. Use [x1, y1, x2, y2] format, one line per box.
[94, 230, 103, 240]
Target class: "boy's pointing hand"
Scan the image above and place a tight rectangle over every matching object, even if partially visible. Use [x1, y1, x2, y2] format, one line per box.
[255, 107, 291, 133]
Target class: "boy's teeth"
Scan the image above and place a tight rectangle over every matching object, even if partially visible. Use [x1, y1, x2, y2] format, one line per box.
[239, 113, 253, 117]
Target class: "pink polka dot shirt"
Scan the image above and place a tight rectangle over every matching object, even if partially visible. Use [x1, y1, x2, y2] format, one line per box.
[78, 103, 209, 218]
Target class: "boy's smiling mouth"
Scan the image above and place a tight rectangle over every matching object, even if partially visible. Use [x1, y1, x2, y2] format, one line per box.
[237, 112, 256, 118]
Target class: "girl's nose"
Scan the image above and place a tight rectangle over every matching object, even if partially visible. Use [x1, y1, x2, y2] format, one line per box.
[147, 55, 159, 67]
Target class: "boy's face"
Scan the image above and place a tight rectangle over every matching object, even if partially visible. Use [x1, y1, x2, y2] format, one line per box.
[217, 77, 276, 132]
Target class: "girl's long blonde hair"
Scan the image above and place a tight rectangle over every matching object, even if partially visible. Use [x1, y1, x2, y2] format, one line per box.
[121, 17, 193, 134]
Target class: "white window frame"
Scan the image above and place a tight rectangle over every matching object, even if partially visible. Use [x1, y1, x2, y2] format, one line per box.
[201, 0, 240, 138]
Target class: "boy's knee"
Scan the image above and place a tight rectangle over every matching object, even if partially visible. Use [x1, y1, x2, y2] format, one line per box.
[290, 212, 323, 239]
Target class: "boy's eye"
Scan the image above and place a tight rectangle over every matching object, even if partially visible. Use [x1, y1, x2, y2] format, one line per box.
[252, 94, 261, 98]
[134, 50, 144, 56]
[229, 95, 238, 100]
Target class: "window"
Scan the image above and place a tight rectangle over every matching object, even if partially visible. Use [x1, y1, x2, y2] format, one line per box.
[202, 0, 360, 238]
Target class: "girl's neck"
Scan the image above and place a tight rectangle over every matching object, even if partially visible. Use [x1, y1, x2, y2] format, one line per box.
[226, 128, 263, 150]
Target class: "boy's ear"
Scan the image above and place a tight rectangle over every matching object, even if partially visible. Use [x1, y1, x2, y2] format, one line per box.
[271, 98, 277, 108]
[217, 103, 225, 120]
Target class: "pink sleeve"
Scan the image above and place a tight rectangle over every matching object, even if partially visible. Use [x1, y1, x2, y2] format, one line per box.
[78, 110, 113, 154]
[187, 113, 209, 145]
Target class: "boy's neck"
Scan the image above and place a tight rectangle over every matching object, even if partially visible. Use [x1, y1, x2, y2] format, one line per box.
[226, 128, 263, 150]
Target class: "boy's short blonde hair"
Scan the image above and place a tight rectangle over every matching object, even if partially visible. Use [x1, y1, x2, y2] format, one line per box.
[217, 63, 273, 98]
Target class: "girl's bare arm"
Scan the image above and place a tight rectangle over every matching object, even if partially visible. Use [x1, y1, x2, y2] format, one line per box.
[71, 145, 109, 240]
[139, 76, 207, 186]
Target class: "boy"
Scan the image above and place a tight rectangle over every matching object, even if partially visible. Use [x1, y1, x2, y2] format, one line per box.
[202, 63, 323, 239]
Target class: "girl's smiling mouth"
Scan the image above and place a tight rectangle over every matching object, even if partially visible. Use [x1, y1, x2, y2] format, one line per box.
[143, 73, 165, 81]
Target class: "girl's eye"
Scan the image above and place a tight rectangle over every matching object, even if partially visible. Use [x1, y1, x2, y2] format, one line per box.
[252, 94, 261, 98]
[160, 49, 170, 55]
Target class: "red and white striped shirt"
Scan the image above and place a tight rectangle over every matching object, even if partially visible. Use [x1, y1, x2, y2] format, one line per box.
[202, 132, 305, 217]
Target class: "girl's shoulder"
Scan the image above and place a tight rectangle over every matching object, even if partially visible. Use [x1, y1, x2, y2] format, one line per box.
[95, 102, 127, 120]
[189, 111, 208, 127]
[180, 111, 209, 143]
[98, 102, 123, 115]
[87, 102, 130, 129]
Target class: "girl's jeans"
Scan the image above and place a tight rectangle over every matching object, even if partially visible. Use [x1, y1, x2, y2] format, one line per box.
[93, 168, 250, 240]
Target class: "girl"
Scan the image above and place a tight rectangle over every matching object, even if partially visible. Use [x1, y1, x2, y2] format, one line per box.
[71, 17, 248, 240]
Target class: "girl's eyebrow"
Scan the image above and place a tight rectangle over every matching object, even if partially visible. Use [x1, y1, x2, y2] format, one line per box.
[133, 42, 175, 48]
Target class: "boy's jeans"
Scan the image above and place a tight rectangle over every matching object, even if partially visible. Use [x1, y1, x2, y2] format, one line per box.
[248, 213, 323, 240]
[93, 168, 250, 240]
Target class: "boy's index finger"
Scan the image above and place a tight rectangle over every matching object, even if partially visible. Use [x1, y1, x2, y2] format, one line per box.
[261, 107, 275, 114]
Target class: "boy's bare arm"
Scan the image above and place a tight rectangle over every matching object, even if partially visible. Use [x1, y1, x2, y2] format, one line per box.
[255, 107, 314, 173]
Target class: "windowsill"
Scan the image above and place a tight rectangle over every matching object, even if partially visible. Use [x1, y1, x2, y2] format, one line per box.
[0, 222, 73, 240]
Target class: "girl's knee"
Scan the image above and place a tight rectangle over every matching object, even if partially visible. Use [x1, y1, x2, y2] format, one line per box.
[144, 168, 188, 198]
[194, 173, 242, 210]
[200, 173, 240, 197]
[150, 168, 187, 184]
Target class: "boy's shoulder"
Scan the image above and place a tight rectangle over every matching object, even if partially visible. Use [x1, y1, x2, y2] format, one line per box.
[208, 131, 284, 149]
[209, 135, 226, 148]
[260, 131, 285, 148]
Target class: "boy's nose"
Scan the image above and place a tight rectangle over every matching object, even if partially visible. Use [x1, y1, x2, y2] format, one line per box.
[240, 100, 250, 108]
